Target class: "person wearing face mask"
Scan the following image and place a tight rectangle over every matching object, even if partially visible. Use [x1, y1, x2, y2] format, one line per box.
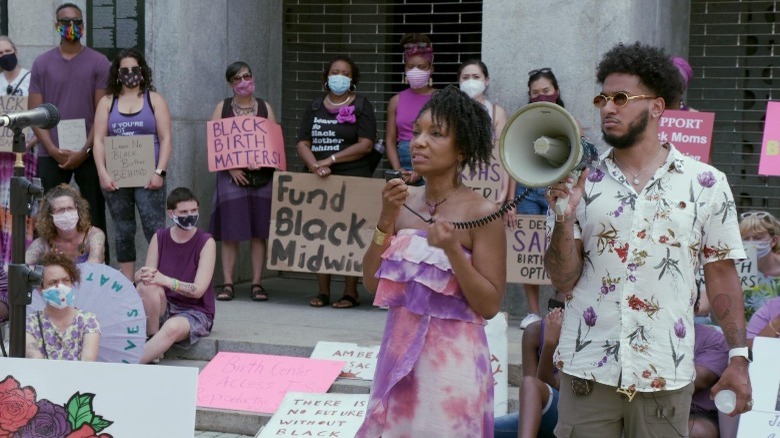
[0, 35, 38, 270]
[26, 184, 105, 265]
[457, 59, 515, 226]
[28, 2, 111, 263]
[296, 55, 377, 309]
[25, 252, 100, 361]
[385, 33, 435, 186]
[209, 61, 278, 303]
[92, 48, 172, 282]
[739, 210, 780, 321]
[135, 187, 216, 364]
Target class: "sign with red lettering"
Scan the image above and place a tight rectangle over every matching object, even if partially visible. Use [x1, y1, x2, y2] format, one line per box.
[197, 352, 345, 414]
[506, 214, 551, 284]
[206, 115, 286, 172]
[259, 392, 369, 438]
[758, 101, 780, 176]
[657, 110, 715, 162]
[311, 342, 379, 380]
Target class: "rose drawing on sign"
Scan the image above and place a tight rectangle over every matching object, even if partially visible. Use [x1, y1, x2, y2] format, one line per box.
[14, 399, 71, 437]
[0, 376, 38, 437]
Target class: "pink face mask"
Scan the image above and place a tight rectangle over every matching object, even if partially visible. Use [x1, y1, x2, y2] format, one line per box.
[530, 92, 559, 104]
[233, 79, 255, 96]
[406, 68, 431, 89]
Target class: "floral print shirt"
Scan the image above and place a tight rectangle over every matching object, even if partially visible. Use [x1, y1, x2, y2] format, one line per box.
[25, 309, 100, 360]
[549, 144, 745, 392]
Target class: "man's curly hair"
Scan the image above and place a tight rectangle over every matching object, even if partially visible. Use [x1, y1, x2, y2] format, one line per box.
[596, 42, 684, 109]
[417, 85, 492, 171]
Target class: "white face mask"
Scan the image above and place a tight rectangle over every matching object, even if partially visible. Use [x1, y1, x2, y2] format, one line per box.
[42, 283, 75, 309]
[52, 210, 79, 231]
[744, 239, 773, 259]
[459, 78, 486, 99]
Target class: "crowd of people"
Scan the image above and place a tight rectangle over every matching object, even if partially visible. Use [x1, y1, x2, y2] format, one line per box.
[0, 3, 777, 437]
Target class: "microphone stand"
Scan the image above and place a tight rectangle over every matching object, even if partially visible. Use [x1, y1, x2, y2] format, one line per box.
[8, 127, 43, 357]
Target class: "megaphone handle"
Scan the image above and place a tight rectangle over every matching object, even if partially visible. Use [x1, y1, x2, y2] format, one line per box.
[553, 170, 580, 222]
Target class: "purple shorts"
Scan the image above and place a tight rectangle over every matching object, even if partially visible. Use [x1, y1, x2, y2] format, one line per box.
[160, 301, 213, 347]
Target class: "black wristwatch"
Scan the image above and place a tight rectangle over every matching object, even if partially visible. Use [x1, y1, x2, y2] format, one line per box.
[155, 169, 167, 178]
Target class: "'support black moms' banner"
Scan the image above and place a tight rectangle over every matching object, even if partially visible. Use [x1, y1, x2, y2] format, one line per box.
[268, 172, 384, 276]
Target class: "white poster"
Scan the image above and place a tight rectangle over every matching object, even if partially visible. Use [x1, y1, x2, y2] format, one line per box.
[57, 118, 86, 151]
[736, 337, 780, 437]
[486, 312, 509, 416]
[258, 392, 369, 438]
[310, 341, 379, 381]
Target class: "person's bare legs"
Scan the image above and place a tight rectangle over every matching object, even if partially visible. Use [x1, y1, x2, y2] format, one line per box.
[688, 416, 719, 438]
[220, 241, 238, 285]
[137, 282, 166, 335]
[140, 315, 190, 364]
[524, 283, 541, 314]
[518, 376, 550, 438]
[332, 275, 360, 308]
[118, 261, 135, 282]
[250, 238, 266, 285]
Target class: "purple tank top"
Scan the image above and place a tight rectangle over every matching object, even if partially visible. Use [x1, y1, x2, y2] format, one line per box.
[108, 90, 161, 162]
[396, 88, 432, 141]
[156, 228, 215, 320]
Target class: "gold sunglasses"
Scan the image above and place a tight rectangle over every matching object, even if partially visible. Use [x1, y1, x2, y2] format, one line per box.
[593, 92, 656, 108]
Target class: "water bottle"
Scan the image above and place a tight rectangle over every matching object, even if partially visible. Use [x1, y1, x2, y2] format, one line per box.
[714, 389, 736, 413]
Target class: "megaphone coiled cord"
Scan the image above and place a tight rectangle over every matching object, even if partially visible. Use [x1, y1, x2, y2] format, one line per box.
[402, 187, 532, 230]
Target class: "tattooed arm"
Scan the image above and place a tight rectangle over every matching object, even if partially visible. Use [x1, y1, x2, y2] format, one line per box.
[703, 259, 753, 415]
[544, 217, 584, 293]
[164, 237, 217, 299]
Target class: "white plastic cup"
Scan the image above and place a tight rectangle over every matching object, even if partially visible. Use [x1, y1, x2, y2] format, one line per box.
[714, 389, 737, 413]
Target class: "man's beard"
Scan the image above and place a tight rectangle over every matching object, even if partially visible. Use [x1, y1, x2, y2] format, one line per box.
[602, 109, 650, 150]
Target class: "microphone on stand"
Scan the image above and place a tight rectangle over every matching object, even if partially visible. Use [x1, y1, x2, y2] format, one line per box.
[0, 103, 60, 130]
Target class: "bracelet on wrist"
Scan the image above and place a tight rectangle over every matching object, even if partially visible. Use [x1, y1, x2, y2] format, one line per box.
[172, 278, 180, 292]
[331, 155, 337, 163]
[372, 226, 391, 246]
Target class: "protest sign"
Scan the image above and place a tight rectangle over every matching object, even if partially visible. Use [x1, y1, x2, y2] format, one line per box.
[759, 101, 780, 176]
[57, 118, 87, 151]
[506, 214, 551, 284]
[311, 341, 379, 380]
[486, 312, 509, 416]
[258, 392, 369, 438]
[0, 357, 197, 437]
[462, 151, 509, 205]
[0, 95, 27, 152]
[658, 109, 715, 162]
[268, 172, 384, 276]
[206, 115, 286, 172]
[104, 134, 155, 188]
[736, 337, 780, 437]
[197, 352, 345, 414]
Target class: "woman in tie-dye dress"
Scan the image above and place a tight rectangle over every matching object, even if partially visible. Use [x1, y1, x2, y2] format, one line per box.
[357, 86, 507, 437]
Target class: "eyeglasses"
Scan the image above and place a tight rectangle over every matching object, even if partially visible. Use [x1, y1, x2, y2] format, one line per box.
[118, 66, 142, 75]
[231, 73, 252, 83]
[740, 211, 772, 220]
[404, 42, 430, 51]
[528, 67, 552, 76]
[592, 92, 656, 108]
[57, 18, 83, 26]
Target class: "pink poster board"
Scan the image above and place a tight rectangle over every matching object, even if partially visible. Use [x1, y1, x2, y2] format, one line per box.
[196, 352, 345, 414]
[658, 109, 715, 162]
[758, 101, 780, 176]
[206, 116, 286, 172]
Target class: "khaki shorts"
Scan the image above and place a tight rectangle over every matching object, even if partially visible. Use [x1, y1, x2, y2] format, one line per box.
[555, 373, 694, 438]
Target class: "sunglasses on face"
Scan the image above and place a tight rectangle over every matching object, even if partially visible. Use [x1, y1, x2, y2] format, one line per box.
[592, 92, 656, 108]
[57, 18, 83, 26]
[404, 42, 430, 51]
[231, 73, 252, 83]
[528, 67, 552, 76]
[740, 211, 772, 220]
[118, 66, 142, 75]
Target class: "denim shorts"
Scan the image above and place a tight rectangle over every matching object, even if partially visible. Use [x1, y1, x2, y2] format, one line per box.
[160, 301, 213, 347]
[494, 385, 559, 438]
[516, 184, 549, 215]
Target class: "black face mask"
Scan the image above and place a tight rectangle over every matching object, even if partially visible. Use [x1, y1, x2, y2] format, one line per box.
[0, 53, 18, 72]
[172, 214, 199, 230]
[118, 71, 142, 89]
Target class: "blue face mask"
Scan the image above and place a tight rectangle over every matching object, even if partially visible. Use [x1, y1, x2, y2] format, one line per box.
[42, 283, 75, 309]
[327, 74, 351, 96]
[172, 213, 199, 230]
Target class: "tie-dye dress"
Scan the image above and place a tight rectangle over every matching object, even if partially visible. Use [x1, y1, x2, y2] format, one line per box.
[356, 228, 494, 437]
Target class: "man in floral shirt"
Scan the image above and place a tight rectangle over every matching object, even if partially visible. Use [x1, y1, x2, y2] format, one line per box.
[544, 42, 753, 437]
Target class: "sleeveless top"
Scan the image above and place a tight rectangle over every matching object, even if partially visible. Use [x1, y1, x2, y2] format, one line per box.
[396, 88, 432, 141]
[156, 228, 216, 320]
[108, 90, 160, 162]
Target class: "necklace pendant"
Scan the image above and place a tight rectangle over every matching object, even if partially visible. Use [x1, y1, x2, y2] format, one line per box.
[428, 205, 436, 216]
[632, 177, 640, 185]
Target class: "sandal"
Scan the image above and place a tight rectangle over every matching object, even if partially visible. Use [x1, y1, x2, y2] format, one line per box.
[332, 295, 361, 309]
[309, 293, 330, 308]
[216, 284, 235, 301]
[251, 284, 268, 302]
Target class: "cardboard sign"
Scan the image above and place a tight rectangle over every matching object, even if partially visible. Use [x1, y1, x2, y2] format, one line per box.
[268, 172, 384, 276]
[196, 352, 345, 414]
[506, 214, 551, 284]
[486, 312, 509, 416]
[258, 392, 369, 438]
[104, 134, 155, 188]
[0, 357, 197, 437]
[657, 110, 715, 162]
[759, 101, 780, 176]
[462, 151, 509, 204]
[57, 118, 87, 151]
[206, 115, 286, 172]
[736, 337, 780, 437]
[311, 341, 379, 380]
[0, 96, 28, 153]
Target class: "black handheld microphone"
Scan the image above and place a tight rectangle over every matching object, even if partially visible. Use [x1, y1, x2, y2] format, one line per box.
[0, 103, 60, 129]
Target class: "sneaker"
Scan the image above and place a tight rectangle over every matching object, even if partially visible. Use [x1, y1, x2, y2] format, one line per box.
[520, 313, 542, 329]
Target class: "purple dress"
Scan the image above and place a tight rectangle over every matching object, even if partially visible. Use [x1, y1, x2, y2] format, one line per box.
[356, 229, 494, 437]
[25, 309, 100, 360]
[208, 98, 273, 241]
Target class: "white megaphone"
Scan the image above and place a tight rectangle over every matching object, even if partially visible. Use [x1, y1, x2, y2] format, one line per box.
[499, 102, 598, 221]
